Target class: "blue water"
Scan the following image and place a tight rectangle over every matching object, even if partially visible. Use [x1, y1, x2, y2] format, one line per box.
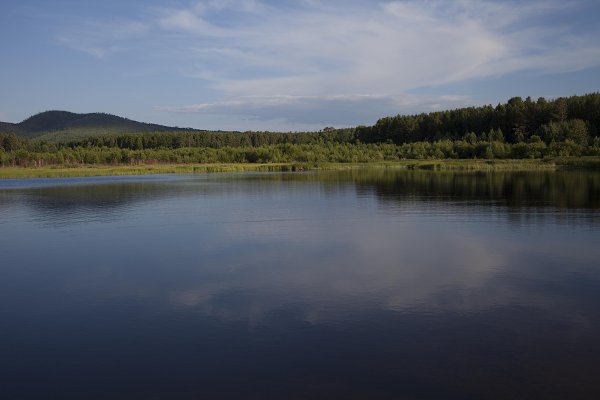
[1, 169, 599, 399]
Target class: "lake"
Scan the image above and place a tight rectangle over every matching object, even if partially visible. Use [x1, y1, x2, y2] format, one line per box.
[1, 168, 600, 399]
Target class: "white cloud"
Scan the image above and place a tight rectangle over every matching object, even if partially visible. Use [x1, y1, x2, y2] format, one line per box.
[54, 0, 600, 127]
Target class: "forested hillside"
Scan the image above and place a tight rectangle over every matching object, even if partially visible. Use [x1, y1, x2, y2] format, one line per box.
[0, 110, 188, 139]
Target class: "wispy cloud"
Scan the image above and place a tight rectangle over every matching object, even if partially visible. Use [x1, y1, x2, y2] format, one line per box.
[54, 0, 600, 126]
[56, 19, 149, 59]
[158, 93, 471, 126]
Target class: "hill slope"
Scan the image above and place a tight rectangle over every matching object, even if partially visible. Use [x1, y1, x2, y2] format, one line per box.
[0, 110, 188, 140]
[0, 121, 18, 134]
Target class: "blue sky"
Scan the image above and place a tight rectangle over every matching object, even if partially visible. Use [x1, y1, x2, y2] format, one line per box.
[1, 0, 600, 131]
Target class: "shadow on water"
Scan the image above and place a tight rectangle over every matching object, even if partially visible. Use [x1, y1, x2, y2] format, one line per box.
[245, 168, 600, 209]
[4, 168, 600, 211]
[352, 169, 600, 209]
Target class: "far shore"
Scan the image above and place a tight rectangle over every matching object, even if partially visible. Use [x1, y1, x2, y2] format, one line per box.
[1, 158, 599, 179]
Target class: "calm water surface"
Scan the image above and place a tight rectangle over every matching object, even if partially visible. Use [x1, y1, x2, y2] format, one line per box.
[1, 169, 599, 399]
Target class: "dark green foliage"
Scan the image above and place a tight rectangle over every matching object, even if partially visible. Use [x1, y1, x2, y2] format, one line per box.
[18, 111, 81, 133]
[536, 119, 589, 145]
[2, 139, 599, 167]
[357, 93, 600, 144]
[1, 132, 20, 152]
[58, 128, 356, 150]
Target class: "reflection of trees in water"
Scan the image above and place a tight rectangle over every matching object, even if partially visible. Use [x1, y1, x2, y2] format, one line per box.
[342, 169, 600, 209]
[27, 183, 172, 209]
[22, 183, 173, 222]
[19, 180, 206, 226]
[9, 170, 600, 226]
[233, 169, 600, 209]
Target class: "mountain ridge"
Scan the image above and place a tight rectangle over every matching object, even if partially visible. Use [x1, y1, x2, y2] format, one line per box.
[0, 110, 190, 139]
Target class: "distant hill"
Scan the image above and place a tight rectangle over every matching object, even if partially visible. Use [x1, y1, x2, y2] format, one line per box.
[0, 121, 18, 133]
[0, 110, 189, 141]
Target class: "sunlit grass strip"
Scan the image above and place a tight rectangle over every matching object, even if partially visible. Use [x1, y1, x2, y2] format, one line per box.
[552, 156, 600, 169]
[401, 159, 558, 171]
[0, 159, 577, 179]
[0, 163, 342, 178]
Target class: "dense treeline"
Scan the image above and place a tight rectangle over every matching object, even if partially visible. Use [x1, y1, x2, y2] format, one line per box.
[62, 128, 356, 150]
[2, 140, 600, 167]
[59, 94, 600, 149]
[357, 93, 600, 145]
[1, 93, 599, 166]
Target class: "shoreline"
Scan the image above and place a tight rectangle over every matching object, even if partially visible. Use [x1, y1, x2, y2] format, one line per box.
[0, 158, 598, 179]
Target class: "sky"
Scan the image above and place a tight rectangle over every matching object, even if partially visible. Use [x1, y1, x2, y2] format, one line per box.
[1, 0, 600, 131]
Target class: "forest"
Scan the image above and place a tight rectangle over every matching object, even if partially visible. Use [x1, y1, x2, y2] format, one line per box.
[1, 93, 599, 167]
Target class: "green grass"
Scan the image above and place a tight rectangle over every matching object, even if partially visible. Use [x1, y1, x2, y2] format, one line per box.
[552, 156, 600, 169]
[0, 158, 581, 179]
[400, 159, 558, 171]
[0, 163, 339, 178]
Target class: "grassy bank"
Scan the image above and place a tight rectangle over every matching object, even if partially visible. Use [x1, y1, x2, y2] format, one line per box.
[2, 158, 595, 179]
[0, 163, 310, 178]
